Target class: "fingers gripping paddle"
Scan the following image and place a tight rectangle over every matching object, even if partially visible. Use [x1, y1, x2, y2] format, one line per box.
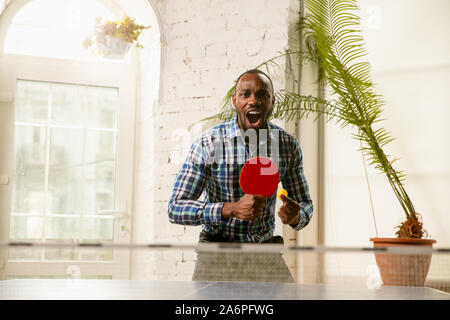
[239, 156, 280, 198]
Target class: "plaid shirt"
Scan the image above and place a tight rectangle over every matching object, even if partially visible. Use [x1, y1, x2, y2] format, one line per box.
[168, 115, 313, 242]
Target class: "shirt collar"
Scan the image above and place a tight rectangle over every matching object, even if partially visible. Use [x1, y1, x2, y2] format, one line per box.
[227, 114, 241, 139]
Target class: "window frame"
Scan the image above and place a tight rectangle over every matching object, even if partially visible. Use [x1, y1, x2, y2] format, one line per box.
[0, 52, 136, 279]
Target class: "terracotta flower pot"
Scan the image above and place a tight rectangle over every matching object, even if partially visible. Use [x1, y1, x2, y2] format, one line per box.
[370, 237, 436, 286]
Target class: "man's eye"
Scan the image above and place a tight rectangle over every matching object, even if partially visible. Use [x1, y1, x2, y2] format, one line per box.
[240, 92, 249, 97]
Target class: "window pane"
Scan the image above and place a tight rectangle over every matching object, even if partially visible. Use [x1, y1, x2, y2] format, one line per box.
[45, 216, 80, 240]
[81, 218, 114, 240]
[44, 217, 113, 241]
[12, 80, 119, 247]
[8, 247, 42, 261]
[79, 247, 113, 261]
[15, 80, 49, 124]
[48, 128, 84, 215]
[43, 246, 78, 261]
[84, 161, 116, 213]
[43, 246, 113, 261]
[51, 83, 85, 126]
[9, 216, 43, 240]
[11, 126, 47, 215]
[41, 240, 113, 261]
[8, 240, 113, 261]
[85, 130, 116, 214]
[6, 275, 112, 280]
[87, 86, 118, 128]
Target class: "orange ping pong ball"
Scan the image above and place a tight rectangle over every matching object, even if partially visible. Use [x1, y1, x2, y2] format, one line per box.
[277, 188, 287, 200]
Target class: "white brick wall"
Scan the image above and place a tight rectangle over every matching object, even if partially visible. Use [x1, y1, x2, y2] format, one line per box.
[132, 0, 294, 279]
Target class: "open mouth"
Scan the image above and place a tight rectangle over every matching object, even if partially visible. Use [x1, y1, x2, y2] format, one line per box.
[246, 110, 263, 128]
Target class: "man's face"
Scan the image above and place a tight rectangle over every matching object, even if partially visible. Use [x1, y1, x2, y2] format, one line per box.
[232, 73, 275, 131]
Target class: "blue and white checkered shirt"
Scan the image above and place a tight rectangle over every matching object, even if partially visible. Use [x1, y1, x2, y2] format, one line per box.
[168, 115, 313, 242]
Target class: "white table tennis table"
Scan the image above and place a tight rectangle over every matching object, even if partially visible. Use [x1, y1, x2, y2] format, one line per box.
[1, 279, 449, 300]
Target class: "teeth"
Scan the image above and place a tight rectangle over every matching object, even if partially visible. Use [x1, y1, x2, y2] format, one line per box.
[248, 111, 261, 115]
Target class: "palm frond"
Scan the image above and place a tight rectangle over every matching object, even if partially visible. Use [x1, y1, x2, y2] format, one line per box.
[272, 92, 345, 124]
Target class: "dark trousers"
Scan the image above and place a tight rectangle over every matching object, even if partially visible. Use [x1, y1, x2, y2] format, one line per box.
[198, 230, 285, 244]
[192, 231, 294, 283]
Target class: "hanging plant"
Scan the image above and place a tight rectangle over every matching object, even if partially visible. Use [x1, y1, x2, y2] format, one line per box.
[82, 15, 151, 58]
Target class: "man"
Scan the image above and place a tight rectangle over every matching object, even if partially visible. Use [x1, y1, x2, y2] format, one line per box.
[168, 69, 313, 243]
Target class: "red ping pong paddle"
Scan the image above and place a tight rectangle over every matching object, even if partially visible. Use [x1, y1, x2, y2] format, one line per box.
[239, 156, 279, 197]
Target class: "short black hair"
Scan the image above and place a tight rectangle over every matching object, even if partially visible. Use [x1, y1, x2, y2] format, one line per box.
[234, 69, 274, 94]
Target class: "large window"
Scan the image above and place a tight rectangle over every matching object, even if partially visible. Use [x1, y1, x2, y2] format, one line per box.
[0, 0, 140, 279]
[11, 80, 118, 248]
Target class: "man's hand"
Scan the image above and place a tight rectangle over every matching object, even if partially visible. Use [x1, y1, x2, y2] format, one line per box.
[277, 194, 301, 226]
[222, 194, 266, 221]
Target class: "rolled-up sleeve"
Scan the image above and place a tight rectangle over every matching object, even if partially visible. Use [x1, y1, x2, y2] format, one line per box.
[281, 138, 314, 231]
[168, 138, 224, 226]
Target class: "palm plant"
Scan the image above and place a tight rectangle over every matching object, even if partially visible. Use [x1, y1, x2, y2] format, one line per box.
[201, 0, 426, 239]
